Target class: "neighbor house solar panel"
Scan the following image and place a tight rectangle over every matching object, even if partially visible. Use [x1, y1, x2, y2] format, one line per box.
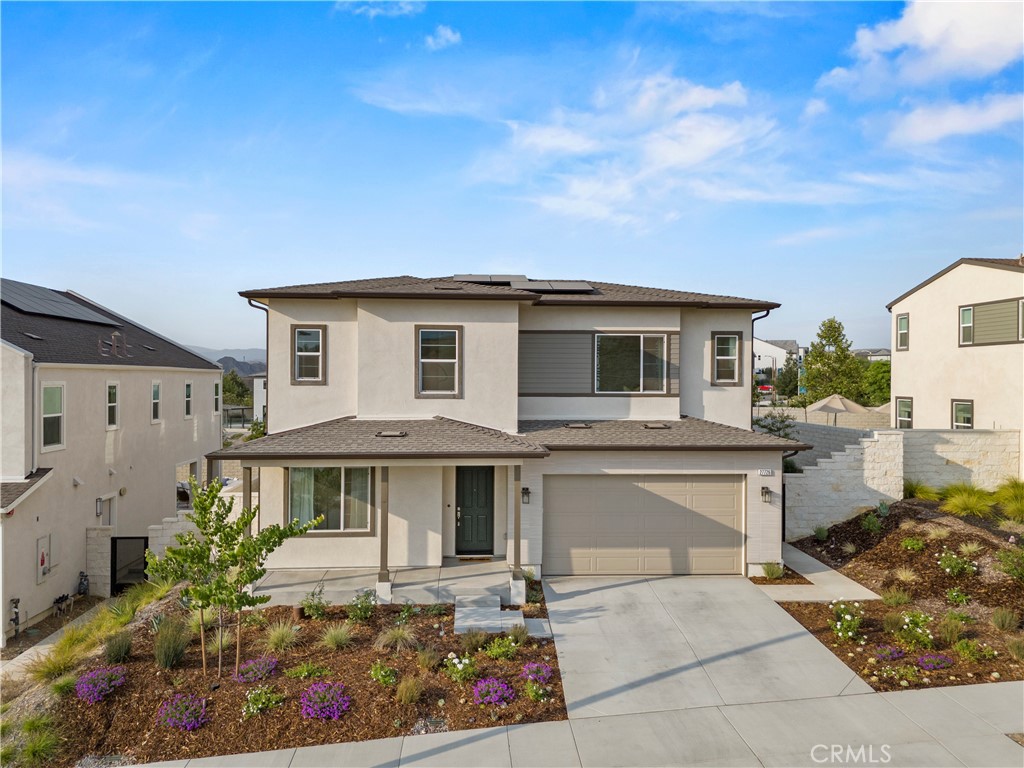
[452, 274, 529, 284]
[1, 279, 120, 326]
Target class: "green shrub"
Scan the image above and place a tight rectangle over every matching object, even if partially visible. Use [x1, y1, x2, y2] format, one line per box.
[424, 603, 448, 617]
[265, 621, 298, 652]
[996, 547, 1024, 581]
[104, 630, 133, 664]
[484, 635, 519, 660]
[396, 604, 420, 625]
[813, 526, 829, 542]
[508, 624, 530, 646]
[373, 626, 418, 653]
[828, 600, 864, 642]
[993, 477, 1024, 522]
[51, 674, 77, 697]
[300, 584, 331, 620]
[443, 654, 477, 684]
[416, 646, 441, 671]
[783, 458, 801, 474]
[937, 547, 977, 577]
[348, 590, 377, 623]
[940, 484, 995, 518]
[0, 744, 16, 765]
[761, 562, 785, 580]
[241, 685, 286, 719]
[900, 537, 925, 552]
[320, 622, 353, 650]
[861, 512, 882, 535]
[26, 646, 82, 682]
[54, 624, 98, 654]
[923, 525, 950, 541]
[21, 715, 51, 735]
[991, 607, 1020, 632]
[895, 610, 934, 649]
[154, 617, 191, 669]
[880, 588, 912, 606]
[396, 676, 423, 705]
[943, 610, 973, 624]
[935, 617, 964, 646]
[369, 660, 398, 686]
[882, 612, 905, 633]
[946, 587, 971, 606]
[1007, 638, 1024, 662]
[284, 661, 329, 679]
[242, 609, 268, 628]
[21, 730, 61, 767]
[952, 638, 997, 662]
[904, 479, 940, 500]
[0, 720, 10, 738]
[459, 628, 489, 655]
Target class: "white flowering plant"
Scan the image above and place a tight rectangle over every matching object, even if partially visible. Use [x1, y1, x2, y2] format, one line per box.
[443, 652, 478, 684]
[937, 548, 978, 578]
[828, 600, 864, 643]
[895, 610, 934, 649]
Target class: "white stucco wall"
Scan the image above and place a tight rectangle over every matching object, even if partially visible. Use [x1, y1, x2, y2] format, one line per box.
[680, 308, 755, 430]
[2, 342, 33, 481]
[2, 364, 221, 640]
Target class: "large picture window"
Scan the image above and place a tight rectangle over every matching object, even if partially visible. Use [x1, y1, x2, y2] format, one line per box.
[712, 333, 741, 385]
[595, 334, 666, 393]
[292, 326, 326, 383]
[289, 467, 372, 532]
[417, 327, 461, 396]
[42, 383, 64, 449]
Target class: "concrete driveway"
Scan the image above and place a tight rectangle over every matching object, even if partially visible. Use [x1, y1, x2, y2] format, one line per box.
[545, 576, 872, 718]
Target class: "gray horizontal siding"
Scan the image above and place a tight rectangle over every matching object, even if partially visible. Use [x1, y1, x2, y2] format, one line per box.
[974, 300, 1019, 344]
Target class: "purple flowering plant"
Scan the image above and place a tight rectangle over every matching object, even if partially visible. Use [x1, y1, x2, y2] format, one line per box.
[916, 654, 954, 671]
[472, 677, 516, 707]
[157, 693, 210, 732]
[300, 682, 351, 720]
[519, 662, 553, 685]
[234, 656, 278, 683]
[75, 666, 127, 704]
[874, 645, 906, 662]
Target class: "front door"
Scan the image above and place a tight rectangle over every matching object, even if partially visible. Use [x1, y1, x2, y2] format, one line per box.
[456, 466, 494, 555]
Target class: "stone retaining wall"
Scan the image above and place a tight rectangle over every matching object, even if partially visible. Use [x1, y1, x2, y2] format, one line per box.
[903, 430, 1020, 490]
[85, 527, 113, 598]
[788, 423, 873, 468]
[147, 510, 198, 560]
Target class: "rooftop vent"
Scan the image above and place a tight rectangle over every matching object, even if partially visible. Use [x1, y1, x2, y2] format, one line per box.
[375, 430, 408, 438]
[563, 422, 591, 429]
[22, 332, 44, 340]
[642, 422, 670, 430]
[433, 285, 464, 291]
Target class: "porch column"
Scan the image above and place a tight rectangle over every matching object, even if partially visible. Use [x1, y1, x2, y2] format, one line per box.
[512, 464, 522, 579]
[242, 466, 252, 536]
[205, 457, 215, 487]
[378, 466, 390, 583]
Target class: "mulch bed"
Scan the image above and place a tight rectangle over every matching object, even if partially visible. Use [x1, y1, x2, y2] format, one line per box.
[504, 577, 549, 619]
[782, 500, 1024, 692]
[749, 565, 812, 585]
[1, 596, 104, 660]
[53, 602, 566, 766]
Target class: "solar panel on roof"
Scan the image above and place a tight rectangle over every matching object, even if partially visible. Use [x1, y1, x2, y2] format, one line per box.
[452, 274, 528, 284]
[1, 279, 120, 327]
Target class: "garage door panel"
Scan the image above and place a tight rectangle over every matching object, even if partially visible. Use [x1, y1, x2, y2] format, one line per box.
[543, 474, 743, 576]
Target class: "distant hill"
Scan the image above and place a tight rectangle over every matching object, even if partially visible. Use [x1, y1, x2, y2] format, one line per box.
[218, 356, 267, 377]
[188, 346, 266, 364]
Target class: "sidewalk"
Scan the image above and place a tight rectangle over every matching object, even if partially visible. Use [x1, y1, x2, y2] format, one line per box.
[0, 601, 107, 681]
[756, 542, 879, 602]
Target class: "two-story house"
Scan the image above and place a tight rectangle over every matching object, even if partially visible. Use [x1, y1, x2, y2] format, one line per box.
[886, 257, 1023, 459]
[1, 279, 222, 644]
[208, 275, 806, 595]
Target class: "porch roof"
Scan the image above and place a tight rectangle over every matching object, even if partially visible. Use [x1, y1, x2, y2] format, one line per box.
[206, 416, 549, 461]
[1, 467, 53, 513]
[517, 418, 810, 452]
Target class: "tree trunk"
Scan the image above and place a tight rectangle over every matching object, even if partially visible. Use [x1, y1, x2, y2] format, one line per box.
[217, 605, 224, 678]
[199, 606, 208, 678]
[234, 610, 242, 678]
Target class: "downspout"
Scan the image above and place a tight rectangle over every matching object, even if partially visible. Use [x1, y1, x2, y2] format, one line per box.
[750, 308, 771, 417]
[247, 299, 269, 433]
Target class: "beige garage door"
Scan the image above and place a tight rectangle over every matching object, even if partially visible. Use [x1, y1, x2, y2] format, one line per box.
[543, 474, 743, 575]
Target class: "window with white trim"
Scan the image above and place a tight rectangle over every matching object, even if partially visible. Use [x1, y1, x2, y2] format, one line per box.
[214, 381, 221, 414]
[42, 383, 64, 450]
[952, 400, 973, 430]
[959, 307, 974, 345]
[418, 328, 460, 394]
[594, 334, 666, 393]
[151, 381, 162, 423]
[289, 467, 373, 532]
[293, 327, 324, 382]
[184, 381, 193, 418]
[895, 398, 913, 429]
[712, 333, 740, 385]
[106, 382, 119, 430]
[896, 314, 909, 350]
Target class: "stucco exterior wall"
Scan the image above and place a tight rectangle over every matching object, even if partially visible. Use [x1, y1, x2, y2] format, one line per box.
[903, 430, 1020, 490]
[679, 308, 754, 430]
[520, 450, 784, 576]
[1, 342, 32, 481]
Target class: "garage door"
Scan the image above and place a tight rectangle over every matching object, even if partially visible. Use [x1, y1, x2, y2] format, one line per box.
[543, 474, 743, 575]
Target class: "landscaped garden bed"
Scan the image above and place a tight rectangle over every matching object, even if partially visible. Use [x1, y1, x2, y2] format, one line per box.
[748, 564, 812, 585]
[782, 483, 1024, 692]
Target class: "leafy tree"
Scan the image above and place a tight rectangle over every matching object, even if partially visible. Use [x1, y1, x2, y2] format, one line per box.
[775, 354, 799, 398]
[803, 317, 864, 403]
[753, 408, 796, 440]
[862, 360, 891, 407]
[147, 478, 321, 677]
[222, 371, 252, 406]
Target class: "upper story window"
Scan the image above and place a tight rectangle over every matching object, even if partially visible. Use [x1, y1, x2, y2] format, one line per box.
[151, 381, 162, 423]
[106, 382, 119, 430]
[289, 466, 373, 533]
[711, 332, 742, 386]
[895, 397, 913, 429]
[184, 381, 193, 418]
[292, 325, 326, 384]
[214, 381, 221, 414]
[594, 334, 666, 393]
[417, 326, 462, 398]
[952, 400, 973, 430]
[896, 314, 909, 350]
[42, 383, 65, 450]
[959, 307, 974, 345]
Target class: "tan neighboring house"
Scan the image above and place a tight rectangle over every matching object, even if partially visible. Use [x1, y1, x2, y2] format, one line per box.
[886, 256, 1024, 471]
[1, 279, 221, 645]
[208, 274, 806, 597]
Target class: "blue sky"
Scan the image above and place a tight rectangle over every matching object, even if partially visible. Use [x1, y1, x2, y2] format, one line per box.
[3, 1, 1022, 350]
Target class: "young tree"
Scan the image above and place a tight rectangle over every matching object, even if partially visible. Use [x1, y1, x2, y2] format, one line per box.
[802, 317, 864, 403]
[862, 360, 891, 407]
[753, 408, 796, 440]
[222, 370, 252, 406]
[775, 353, 799, 398]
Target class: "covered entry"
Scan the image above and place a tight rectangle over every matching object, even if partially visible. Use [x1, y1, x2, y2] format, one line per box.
[542, 474, 743, 575]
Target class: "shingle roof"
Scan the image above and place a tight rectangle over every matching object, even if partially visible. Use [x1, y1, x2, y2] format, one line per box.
[1, 281, 219, 370]
[886, 257, 1024, 310]
[517, 418, 809, 452]
[208, 416, 549, 460]
[766, 339, 800, 355]
[240, 275, 779, 310]
[1, 468, 52, 511]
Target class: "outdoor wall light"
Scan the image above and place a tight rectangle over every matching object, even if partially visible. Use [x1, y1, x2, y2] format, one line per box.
[521, 487, 531, 505]
[761, 486, 772, 503]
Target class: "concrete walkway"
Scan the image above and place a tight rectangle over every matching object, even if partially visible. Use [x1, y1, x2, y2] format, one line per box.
[0, 601, 107, 681]
[756, 543, 880, 602]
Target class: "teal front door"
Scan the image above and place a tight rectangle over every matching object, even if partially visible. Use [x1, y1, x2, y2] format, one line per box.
[456, 466, 494, 555]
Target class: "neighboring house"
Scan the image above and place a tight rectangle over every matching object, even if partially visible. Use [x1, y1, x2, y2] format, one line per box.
[252, 375, 267, 423]
[752, 338, 794, 374]
[852, 348, 891, 362]
[886, 256, 1023, 449]
[0, 279, 221, 645]
[208, 275, 807, 594]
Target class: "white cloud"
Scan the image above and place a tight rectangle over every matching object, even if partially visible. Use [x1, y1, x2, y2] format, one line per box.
[425, 25, 461, 52]
[822, 1, 1024, 91]
[3, 150, 153, 189]
[336, 1, 424, 19]
[801, 98, 828, 121]
[773, 226, 847, 246]
[888, 93, 1023, 145]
